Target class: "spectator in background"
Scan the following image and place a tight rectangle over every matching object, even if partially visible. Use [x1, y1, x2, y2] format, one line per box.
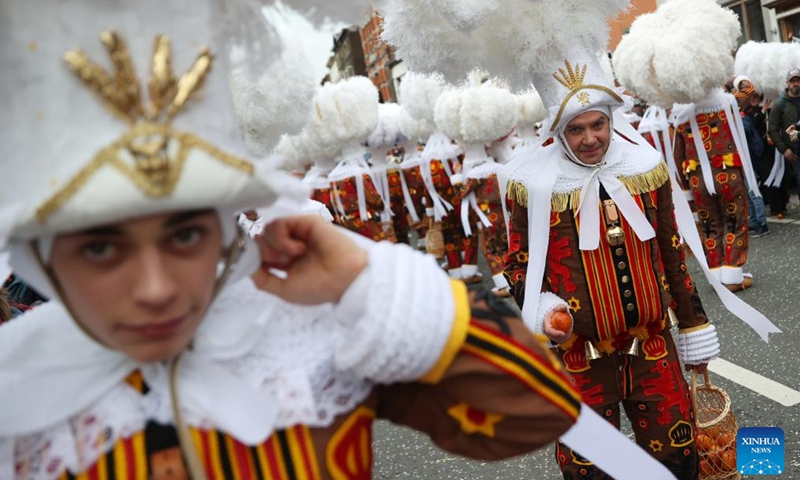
[735, 76, 769, 236]
[768, 69, 800, 212]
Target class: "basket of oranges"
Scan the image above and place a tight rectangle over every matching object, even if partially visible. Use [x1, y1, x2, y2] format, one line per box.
[691, 371, 740, 479]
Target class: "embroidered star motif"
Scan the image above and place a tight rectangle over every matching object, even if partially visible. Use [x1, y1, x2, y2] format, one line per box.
[568, 297, 582, 312]
[447, 403, 503, 438]
[672, 235, 681, 249]
[649, 440, 664, 453]
[578, 91, 591, 106]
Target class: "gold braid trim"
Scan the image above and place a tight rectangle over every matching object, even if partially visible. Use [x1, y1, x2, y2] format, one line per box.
[508, 162, 670, 213]
[36, 123, 254, 223]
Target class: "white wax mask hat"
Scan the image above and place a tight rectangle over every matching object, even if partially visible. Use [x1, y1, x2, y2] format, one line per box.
[531, 50, 626, 137]
[0, 0, 302, 298]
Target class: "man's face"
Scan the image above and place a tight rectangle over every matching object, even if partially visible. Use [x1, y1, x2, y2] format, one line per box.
[788, 76, 800, 97]
[49, 210, 223, 362]
[563, 110, 612, 165]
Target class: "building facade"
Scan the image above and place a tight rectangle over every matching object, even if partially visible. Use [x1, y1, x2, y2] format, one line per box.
[326, 26, 367, 84]
[360, 7, 398, 102]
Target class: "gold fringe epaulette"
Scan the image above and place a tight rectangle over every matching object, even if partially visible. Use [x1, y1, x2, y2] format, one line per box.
[507, 161, 670, 212]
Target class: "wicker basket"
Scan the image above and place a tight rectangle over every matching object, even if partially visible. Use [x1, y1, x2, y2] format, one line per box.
[425, 219, 445, 259]
[691, 371, 740, 480]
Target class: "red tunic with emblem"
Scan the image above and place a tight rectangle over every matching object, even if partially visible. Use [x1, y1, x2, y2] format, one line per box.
[673, 109, 749, 270]
[460, 173, 508, 277]
[504, 157, 708, 478]
[330, 174, 388, 242]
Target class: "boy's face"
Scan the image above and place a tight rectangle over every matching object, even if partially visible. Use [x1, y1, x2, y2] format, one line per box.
[49, 210, 223, 362]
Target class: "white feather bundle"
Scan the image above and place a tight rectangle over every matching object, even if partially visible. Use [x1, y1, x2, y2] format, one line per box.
[399, 72, 445, 124]
[516, 90, 547, 129]
[735, 41, 800, 100]
[397, 106, 428, 143]
[366, 103, 405, 148]
[306, 76, 380, 149]
[434, 86, 517, 144]
[382, 0, 629, 91]
[224, 0, 317, 157]
[613, 0, 740, 107]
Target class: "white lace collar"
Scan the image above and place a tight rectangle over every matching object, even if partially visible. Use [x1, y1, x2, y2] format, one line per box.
[0, 279, 372, 479]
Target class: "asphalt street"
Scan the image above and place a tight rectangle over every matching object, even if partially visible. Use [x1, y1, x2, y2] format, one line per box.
[372, 213, 800, 479]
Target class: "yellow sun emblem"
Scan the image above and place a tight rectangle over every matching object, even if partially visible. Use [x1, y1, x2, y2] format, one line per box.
[447, 403, 504, 438]
[568, 297, 581, 312]
[649, 440, 664, 453]
[578, 91, 591, 106]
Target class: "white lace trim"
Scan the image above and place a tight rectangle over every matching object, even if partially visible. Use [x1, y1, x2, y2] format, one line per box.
[678, 324, 720, 365]
[550, 139, 662, 196]
[530, 292, 569, 335]
[4, 280, 376, 480]
[332, 241, 456, 383]
[507, 137, 662, 196]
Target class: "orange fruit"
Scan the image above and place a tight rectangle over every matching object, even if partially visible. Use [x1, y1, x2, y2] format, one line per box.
[700, 459, 712, 476]
[721, 450, 736, 471]
[705, 446, 722, 468]
[696, 433, 713, 452]
[716, 432, 733, 448]
[551, 311, 573, 333]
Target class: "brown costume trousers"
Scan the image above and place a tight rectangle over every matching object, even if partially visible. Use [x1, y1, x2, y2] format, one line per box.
[555, 331, 699, 480]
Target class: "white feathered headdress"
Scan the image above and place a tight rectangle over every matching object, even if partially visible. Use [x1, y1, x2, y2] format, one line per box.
[613, 0, 741, 107]
[735, 41, 800, 101]
[305, 76, 380, 164]
[382, 0, 629, 92]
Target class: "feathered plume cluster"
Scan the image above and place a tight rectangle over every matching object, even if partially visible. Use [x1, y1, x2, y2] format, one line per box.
[366, 103, 406, 149]
[305, 76, 380, 151]
[735, 41, 800, 100]
[382, 0, 630, 91]
[613, 0, 741, 107]
[434, 85, 517, 145]
[398, 72, 444, 138]
[223, 0, 317, 157]
[515, 90, 547, 130]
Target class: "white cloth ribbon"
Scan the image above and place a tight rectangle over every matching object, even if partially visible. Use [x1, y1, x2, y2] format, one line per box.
[520, 146, 561, 325]
[668, 173, 782, 343]
[460, 192, 492, 237]
[419, 132, 462, 221]
[678, 93, 761, 197]
[398, 170, 421, 224]
[560, 406, 678, 479]
[766, 150, 786, 187]
[567, 150, 657, 251]
[329, 156, 372, 222]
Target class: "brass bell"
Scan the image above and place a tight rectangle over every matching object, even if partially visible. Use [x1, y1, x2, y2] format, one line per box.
[606, 225, 626, 247]
[667, 308, 679, 329]
[585, 341, 602, 361]
[622, 337, 640, 356]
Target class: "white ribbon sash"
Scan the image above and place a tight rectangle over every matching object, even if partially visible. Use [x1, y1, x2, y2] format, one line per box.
[572, 162, 656, 251]
[560, 405, 678, 479]
[668, 174, 782, 342]
[460, 192, 492, 237]
[766, 150, 786, 188]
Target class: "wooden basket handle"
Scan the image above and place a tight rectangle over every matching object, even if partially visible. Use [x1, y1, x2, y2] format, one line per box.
[690, 370, 712, 425]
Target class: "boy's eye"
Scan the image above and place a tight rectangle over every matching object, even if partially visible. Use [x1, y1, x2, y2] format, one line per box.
[172, 227, 203, 247]
[81, 241, 116, 261]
